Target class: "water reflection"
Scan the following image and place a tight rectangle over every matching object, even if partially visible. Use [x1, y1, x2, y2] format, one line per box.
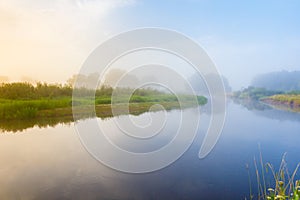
[0, 108, 211, 200]
[0, 117, 74, 133]
[1, 102, 300, 199]
[232, 98, 271, 111]
[233, 98, 300, 122]
[0, 106, 186, 133]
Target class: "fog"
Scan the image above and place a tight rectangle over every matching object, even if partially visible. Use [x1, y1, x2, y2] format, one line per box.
[0, 0, 299, 90]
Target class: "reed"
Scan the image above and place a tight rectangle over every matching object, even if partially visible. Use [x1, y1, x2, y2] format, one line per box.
[246, 148, 300, 200]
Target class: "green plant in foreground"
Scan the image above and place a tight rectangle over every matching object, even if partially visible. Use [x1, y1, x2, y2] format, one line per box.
[247, 150, 300, 200]
[266, 180, 300, 200]
[264, 155, 300, 200]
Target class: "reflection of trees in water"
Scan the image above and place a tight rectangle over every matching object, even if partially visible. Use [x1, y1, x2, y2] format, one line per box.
[232, 98, 300, 122]
[253, 106, 300, 122]
[0, 104, 189, 133]
[232, 98, 271, 111]
[0, 117, 74, 133]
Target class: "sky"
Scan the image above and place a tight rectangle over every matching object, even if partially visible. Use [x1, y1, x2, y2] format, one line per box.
[0, 0, 300, 89]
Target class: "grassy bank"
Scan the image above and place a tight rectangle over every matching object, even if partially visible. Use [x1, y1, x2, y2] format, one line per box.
[232, 86, 300, 112]
[0, 96, 206, 120]
[0, 83, 207, 120]
[263, 94, 300, 106]
[232, 87, 283, 100]
[261, 94, 300, 112]
[0, 98, 70, 120]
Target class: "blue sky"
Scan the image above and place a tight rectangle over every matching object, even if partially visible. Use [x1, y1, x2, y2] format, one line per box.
[111, 0, 300, 89]
[1, 0, 299, 89]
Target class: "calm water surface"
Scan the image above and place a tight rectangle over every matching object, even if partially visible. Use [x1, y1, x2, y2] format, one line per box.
[1, 101, 300, 199]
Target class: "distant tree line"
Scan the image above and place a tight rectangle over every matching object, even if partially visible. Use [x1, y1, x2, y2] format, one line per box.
[0, 82, 166, 100]
[0, 82, 72, 99]
[233, 86, 283, 100]
[251, 70, 300, 92]
[188, 73, 232, 94]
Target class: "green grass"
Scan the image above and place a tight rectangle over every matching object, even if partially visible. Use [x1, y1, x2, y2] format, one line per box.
[0, 98, 71, 120]
[261, 94, 300, 112]
[97, 94, 207, 104]
[0, 94, 207, 120]
[0, 82, 207, 121]
[266, 94, 300, 106]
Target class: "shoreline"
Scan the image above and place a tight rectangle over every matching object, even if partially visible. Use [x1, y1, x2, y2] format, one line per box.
[260, 98, 300, 113]
[0, 101, 201, 132]
[0, 100, 204, 121]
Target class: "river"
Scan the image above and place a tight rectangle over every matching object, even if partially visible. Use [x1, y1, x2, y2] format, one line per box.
[1, 100, 300, 199]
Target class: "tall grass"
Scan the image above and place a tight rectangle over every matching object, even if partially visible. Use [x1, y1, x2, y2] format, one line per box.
[246, 148, 300, 200]
[0, 98, 71, 120]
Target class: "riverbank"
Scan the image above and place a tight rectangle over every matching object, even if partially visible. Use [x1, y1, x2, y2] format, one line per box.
[232, 86, 300, 113]
[0, 96, 207, 120]
[261, 94, 300, 112]
[0, 82, 207, 120]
